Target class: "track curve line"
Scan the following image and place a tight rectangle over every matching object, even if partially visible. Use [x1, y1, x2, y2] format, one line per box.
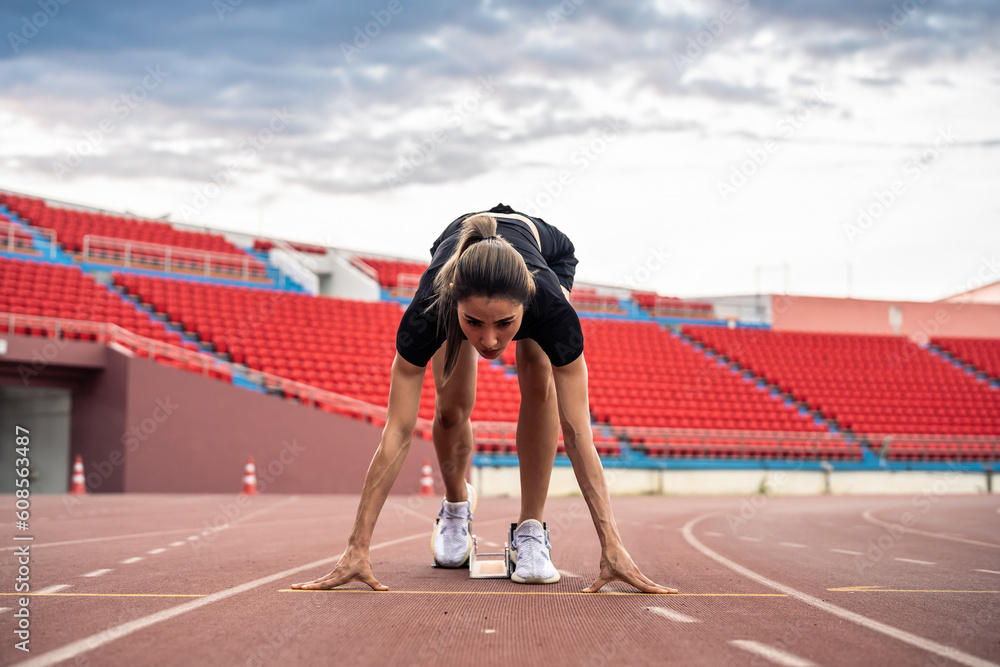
[681, 513, 999, 667]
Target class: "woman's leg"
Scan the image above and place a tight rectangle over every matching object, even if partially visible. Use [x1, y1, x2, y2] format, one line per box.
[515, 339, 560, 524]
[431, 339, 479, 502]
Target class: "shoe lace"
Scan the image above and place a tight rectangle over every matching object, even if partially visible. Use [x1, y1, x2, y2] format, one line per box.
[438, 503, 472, 523]
[516, 526, 550, 555]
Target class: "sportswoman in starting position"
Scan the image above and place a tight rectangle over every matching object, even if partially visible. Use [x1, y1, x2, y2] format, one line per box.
[293, 204, 676, 593]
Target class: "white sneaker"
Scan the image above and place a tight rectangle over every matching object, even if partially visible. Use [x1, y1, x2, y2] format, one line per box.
[510, 519, 561, 584]
[431, 482, 478, 568]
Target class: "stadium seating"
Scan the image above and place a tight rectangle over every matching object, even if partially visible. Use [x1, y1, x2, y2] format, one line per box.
[253, 239, 327, 255]
[3, 184, 993, 465]
[579, 320, 856, 459]
[569, 286, 623, 313]
[0, 193, 267, 279]
[585, 320, 824, 431]
[356, 256, 429, 290]
[684, 325, 1000, 439]
[0, 256, 183, 345]
[632, 291, 713, 317]
[113, 273, 524, 425]
[933, 336, 1000, 382]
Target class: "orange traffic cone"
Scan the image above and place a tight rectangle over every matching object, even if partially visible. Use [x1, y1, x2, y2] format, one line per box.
[241, 456, 258, 495]
[418, 459, 434, 498]
[69, 455, 87, 495]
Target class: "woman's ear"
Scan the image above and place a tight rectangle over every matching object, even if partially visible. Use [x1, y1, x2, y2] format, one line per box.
[449, 282, 454, 289]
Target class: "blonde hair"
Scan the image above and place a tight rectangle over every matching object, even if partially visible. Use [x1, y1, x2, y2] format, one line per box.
[428, 214, 536, 380]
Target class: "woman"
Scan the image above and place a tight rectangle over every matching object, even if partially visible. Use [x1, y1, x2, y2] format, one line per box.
[292, 204, 676, 594]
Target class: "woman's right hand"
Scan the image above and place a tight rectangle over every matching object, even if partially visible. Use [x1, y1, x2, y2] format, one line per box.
[290, 546, 388, 591]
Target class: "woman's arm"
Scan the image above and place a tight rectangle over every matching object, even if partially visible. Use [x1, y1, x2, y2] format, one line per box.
[291, 353, 426, 591]
[551, 354, 677, 594]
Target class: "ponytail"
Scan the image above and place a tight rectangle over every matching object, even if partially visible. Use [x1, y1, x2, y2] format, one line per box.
[427, 214, 536, 381]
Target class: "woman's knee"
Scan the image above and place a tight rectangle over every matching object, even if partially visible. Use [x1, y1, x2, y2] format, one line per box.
[435, 396, 474, 429]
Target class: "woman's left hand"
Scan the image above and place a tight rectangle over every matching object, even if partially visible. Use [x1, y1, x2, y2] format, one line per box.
[582, 542, 678, 594]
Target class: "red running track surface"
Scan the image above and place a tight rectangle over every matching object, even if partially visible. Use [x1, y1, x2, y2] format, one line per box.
[1, 493, 998, 666]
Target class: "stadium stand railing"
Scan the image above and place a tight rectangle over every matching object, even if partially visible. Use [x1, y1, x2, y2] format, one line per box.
[569, 286, 624, 314]
[0, 192, 273, 280]
[868, 433, 999, 462]
[348, 255, 380, 283]
[632, 290, 714, 318]
[1, 219, 54, 257]
[253, 238, 327, 255]
[618, 426, 858, 460]
[81, 235, 268, 281]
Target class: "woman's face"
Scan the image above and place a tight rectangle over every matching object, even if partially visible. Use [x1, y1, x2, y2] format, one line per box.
[456, 296, 524, 360]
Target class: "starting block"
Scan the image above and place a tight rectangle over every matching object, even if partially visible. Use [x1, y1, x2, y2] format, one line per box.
[469, 534, 511, 579]
[434, 522, 549, 578]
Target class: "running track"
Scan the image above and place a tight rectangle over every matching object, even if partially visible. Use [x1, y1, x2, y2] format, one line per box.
[1, 494, 998, 666]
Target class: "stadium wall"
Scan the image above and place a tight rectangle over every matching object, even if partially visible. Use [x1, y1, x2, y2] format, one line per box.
[0, 334, 439, 495]
[474, 466, 992, 497]
[770, 294, 1000, 340]
[942, 279, 1000, 305]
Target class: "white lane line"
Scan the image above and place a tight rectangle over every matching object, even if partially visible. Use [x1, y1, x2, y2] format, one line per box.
[187, 536, 199, 541]
[705, 532, 724, 537]
[0, 528, 197, 552]
[81, 569, 113, 578]
[147, 548, 167, 555]
[646, 606, 700, 624]
[863, 509, 1000, 550]
[738, 536, 762, 543]
[119, 557, 144, 564]
[0, 607, 11, 613]
[781, 542, 807, 549]
[0, 497, 315, 554]
[895, 558, 934, 566]
[169, 541, 186, 547]
[13, 521, 506, 667]
[830, 549, 863, 556]
[683, 514, 999, 667]
[557, 570, 582, 579]
[975, 569, 1000, 575]
[34, 585, 72, 594]
[729, 640, 816, 667]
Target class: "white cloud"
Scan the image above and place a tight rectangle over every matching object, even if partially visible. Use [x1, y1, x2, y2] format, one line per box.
[0, 0, 997, 301]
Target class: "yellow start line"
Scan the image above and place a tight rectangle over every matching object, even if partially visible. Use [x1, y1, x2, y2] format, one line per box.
[279, 589, 787, 597]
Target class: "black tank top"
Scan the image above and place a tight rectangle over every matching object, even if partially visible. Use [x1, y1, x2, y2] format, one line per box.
[395, 206, 584, 368]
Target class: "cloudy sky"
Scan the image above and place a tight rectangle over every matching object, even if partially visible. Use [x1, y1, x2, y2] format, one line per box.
[1, 0, 998, 301]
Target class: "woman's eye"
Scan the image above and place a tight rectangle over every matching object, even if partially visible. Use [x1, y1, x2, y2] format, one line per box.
[498, 321, 511, 328]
